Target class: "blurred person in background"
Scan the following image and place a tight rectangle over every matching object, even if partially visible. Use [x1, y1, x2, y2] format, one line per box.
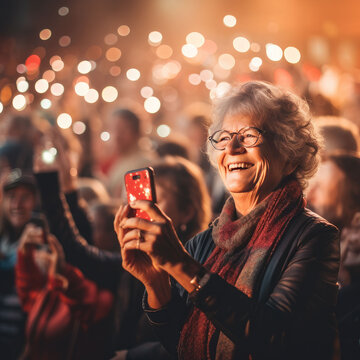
[336, 212, 360, 360]
[33, 147, 211, 359]
[0, 114, 41, 172]
[186, 114, 228, 217]
[0, 170, 38, 360]
[88, 202, 120, 253]
[15, 223, 114, 360]
[306, 153, 360, 235]
[77, 177, 111, 206]
[153, 156, 211, 243]
[314, 116, 359, 155]
[105, 108, 153, 198]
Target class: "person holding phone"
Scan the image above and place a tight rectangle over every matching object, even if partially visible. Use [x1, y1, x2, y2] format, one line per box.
[15, 224, 114, 360]
[115, 81, 340, 360]
[0, 170, 38, 360]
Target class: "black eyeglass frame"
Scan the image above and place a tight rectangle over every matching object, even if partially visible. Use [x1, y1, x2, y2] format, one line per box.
[208, 126, 266, 150]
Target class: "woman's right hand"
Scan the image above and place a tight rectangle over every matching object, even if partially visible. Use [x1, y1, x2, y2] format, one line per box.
[114, 205, 170, 290]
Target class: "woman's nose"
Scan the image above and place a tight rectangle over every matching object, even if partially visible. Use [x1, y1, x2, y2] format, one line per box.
[225, 135, 246, 154]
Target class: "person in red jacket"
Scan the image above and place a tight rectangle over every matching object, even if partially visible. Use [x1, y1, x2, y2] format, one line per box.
[15, 223, 114, 360]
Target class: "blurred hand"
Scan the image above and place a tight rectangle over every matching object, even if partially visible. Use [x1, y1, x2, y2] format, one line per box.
[19, 224, 46, 254]
[47, 234, 66, 276]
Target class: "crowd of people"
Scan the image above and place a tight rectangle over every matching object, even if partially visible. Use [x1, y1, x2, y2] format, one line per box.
[0, 79, 359, 359]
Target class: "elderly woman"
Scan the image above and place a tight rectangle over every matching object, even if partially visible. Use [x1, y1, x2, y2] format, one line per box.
[115, 81, 340, 360]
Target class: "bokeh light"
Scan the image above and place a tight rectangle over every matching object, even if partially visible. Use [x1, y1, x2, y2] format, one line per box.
[43, 70, 56, 82]
[50, 83, 64, 96]
[126, 68, 141, 81]
[205, 79, 217, 89]
[77, 60, 92, 74]
[223, 15, 237, 27]
[148, 31, 162, 46]
[140, 86, 154, 98]
[100, 131, 110, 141]
[17, 78, 29, 93]
[12, 94, 27, 111]
[1, 85, 12, 104]
[284, 46, 301, 64]
[156, 45, 173, 59]
[215, 82, 232, 98]
[266, 43, 283, 61]
[58, 7, 69, 16]
[40, 99, 52, 109]
[249, 57, 263, 71]
[51, 59, 65, 72]
[101, 86, 118, 102]
[200, 69, 213, 82]
[144, 96, 161, 113]
[186, 32, 205, 48]
[35, 79, 49, 93]
[42, 149, 56, 164]
[233, 36, 250, 52]
[39, 29, 52, 40]
[0, 102, 3, 114]
[157, 124, 171, 138]
[16, 64, 27, 74]
[84, 89, 99, 103]
[104, 33, 118, 45]
[218, 53, 236, 70]
[109, 66, 121, 77]
[162, 61, 181, 79]
[25, 55, 41, 72]
[188, 73, 201, 85]
[106, 47, 122, 62]
[74, 82, 89, 96]
[182, 44, 198, 58]
[73, 121, 87, 135]
[57, 113, 72, 129]
[117, 25, 130, 36]
[59, 35, 71, 47]
[251, 43, 261, 52]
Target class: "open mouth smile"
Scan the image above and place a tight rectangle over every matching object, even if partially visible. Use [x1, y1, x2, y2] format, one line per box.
[227, 162, 254, 171]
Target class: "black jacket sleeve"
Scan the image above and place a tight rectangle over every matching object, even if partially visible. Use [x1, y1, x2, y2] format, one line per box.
[144, 215, 340, 359]
[35, 171, 122, 291]
[64, 190, 94, 245]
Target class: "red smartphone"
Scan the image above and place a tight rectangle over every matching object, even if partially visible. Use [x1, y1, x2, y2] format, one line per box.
[124, 167, 157, 220]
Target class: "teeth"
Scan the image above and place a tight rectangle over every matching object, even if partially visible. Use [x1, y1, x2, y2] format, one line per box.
[228, 162, 253, 170]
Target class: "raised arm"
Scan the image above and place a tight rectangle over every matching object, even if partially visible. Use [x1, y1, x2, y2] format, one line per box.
[35, 171, 121, 291]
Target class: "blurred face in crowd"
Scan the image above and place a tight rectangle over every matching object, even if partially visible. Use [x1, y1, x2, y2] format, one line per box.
[306, 160, 347, 229]
[2, 186, 36, 230]
[155, 179, 191, 231]
[110, 115, 139, 155]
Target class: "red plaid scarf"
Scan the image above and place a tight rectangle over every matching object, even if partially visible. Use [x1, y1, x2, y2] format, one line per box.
[178, 178, 304, 360]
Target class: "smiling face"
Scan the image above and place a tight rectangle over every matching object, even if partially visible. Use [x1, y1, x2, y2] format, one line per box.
[215, 113, 288, 209]
[2, 186, 36, 230]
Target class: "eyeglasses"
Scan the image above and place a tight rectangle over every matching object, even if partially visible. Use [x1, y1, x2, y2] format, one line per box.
[208, 127, 265, 150]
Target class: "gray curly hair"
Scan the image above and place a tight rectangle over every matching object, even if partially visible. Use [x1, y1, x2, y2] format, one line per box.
[207, 81, 321, 190]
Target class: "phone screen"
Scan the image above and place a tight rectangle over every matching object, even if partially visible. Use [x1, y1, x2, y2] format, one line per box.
[124, 167, 156, 220]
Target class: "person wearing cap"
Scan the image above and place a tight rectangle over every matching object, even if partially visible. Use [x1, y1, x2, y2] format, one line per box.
[0, 169, 37, 360]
